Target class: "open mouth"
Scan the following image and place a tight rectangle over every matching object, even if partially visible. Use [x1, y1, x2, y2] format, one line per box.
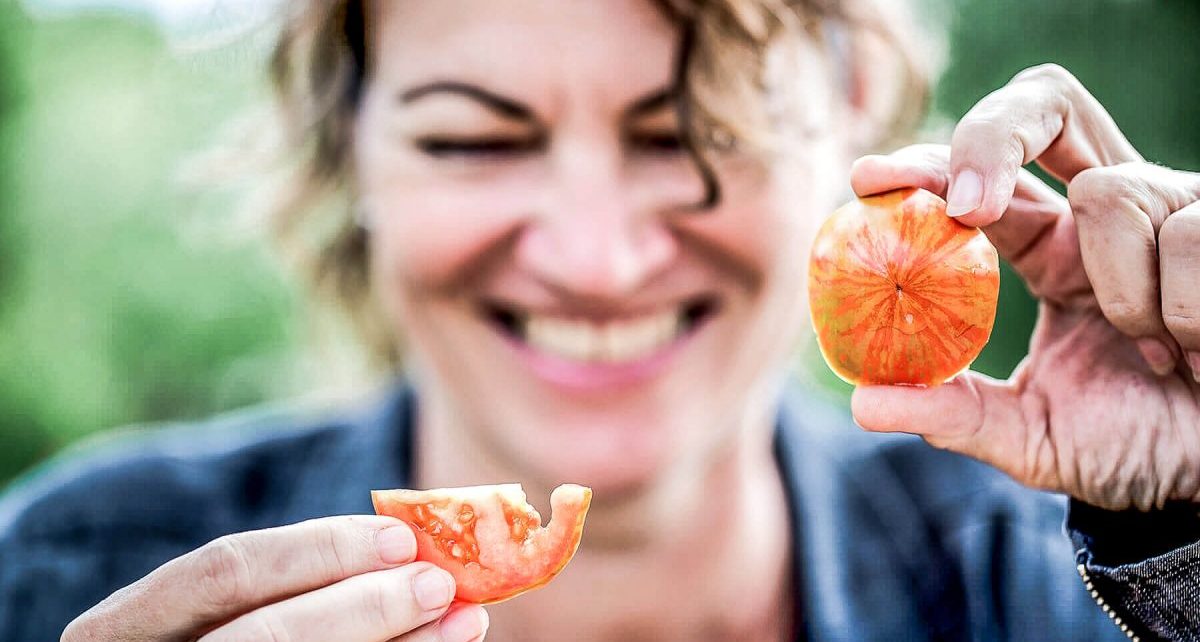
[482, 297, 719, 364]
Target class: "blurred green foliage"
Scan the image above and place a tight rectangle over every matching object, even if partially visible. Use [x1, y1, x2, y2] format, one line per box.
[1, 1, 1198, 486]
[0, 0, 36, 482]
[0, 3, 298, 486]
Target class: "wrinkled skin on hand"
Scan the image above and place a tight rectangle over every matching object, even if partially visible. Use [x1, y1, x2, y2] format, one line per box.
[849, 64, 1200, 512]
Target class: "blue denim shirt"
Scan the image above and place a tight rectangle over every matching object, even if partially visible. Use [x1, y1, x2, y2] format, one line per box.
[1, 384, 1197, 641]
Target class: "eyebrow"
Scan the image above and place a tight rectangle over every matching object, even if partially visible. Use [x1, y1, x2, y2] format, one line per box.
[399, 81, 677, 123]
[399, 81, 534, 122]
[626, 88, 676, 119]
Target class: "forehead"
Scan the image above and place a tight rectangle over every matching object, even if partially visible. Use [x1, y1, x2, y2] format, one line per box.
[365, 0, 680, 110]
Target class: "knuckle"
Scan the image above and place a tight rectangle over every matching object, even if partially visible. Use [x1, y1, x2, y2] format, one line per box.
[364, 572, 412, 633]
[60, 615, 94, 642]
[950, 113, 999, 144]
[212, 613, 293, 642]
[1068, 166, 1137, 212]
[1163, 310, 1200, 343]
[903, 143, 951, 171]
[951, 115, 1025, 164]
[311, 519, 360, 580]
[1160, 208, 1200, 249]
[194, 535, 256, 611]
[849, 153, 884, 172]
[1100, 297, 1156, 334]
[1012, 63, 1078, 89]
[1024, 109, 1065, 153]
[257, 613, 294, 642]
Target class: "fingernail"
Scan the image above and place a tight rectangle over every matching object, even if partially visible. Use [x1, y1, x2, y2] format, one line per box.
[376, 526, 416, 564]
[946, 169, 983, 217]
[1187, 351, 1200, 383]
[413, 568, 455, 611]
[1135, 338, 1175, 377]
[440, 606, 489, 642]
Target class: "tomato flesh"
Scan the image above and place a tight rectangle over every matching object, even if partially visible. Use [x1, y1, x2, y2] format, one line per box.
[372, 483, 592, 604]
[808, 187, 1000, 386]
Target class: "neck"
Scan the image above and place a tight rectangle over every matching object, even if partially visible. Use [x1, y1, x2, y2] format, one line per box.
[414, 385, 795, 642]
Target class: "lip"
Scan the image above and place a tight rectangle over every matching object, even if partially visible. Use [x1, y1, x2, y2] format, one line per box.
[491, 309, 714, 394]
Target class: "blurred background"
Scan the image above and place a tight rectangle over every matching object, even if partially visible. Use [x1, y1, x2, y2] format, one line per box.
[1, 0, 1198, 487]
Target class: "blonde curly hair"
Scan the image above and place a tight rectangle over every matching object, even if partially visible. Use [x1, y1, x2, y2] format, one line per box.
[260, 0, 931, 367]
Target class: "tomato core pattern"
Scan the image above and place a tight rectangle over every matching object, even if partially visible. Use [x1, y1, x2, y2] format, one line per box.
[808, 187, 1000, 386]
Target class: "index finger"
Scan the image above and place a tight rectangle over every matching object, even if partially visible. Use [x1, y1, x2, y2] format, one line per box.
[946, 64, 1142, 227]
[78, 515, 416, 640]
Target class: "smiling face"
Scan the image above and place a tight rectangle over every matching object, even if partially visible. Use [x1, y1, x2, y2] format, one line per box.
[354, 0, 850, 493]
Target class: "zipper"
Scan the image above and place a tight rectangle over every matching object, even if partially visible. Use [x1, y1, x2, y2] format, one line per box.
[1077, 563, 1140, 641]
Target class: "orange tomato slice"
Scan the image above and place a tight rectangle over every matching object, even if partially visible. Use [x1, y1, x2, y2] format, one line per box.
[371, 483, 592, 604]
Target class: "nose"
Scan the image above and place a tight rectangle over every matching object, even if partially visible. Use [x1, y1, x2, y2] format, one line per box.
[515, 139, 679, 300]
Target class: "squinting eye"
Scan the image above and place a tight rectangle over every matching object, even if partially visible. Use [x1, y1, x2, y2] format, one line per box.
[415, 136, 545, 158]
[629, 132, 684, 154]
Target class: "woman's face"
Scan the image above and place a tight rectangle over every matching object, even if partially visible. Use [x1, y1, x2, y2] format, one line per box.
[355, 0, 850, 493]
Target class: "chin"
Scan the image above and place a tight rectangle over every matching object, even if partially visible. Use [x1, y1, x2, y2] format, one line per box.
[495, 389, 713, 499]
[540, 450, 665, 499]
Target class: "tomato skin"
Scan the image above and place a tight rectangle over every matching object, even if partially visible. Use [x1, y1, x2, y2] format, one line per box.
[808, 188, 1000, 386]
[372, 483, 591, 604]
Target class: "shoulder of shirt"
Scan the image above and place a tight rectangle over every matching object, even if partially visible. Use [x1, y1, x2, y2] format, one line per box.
[0, 385, 400, 545]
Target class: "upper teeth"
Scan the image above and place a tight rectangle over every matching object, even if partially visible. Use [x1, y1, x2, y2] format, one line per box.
[524, 311, 682, 363]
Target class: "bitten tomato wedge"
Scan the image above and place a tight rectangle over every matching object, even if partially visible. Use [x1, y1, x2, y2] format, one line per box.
[371, 483, 592, 604]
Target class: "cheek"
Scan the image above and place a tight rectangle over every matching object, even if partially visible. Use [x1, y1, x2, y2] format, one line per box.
[361, 169, 556, 325]
[365, 187, 518, 291]
[364, 188, 516, 350]
[678, 151, 841, 299]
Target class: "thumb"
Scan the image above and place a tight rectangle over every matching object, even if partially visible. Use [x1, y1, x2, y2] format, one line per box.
[851, 373, 1047, 487]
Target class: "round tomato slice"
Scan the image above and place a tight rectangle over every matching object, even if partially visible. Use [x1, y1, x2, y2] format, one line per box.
[371, 483, 592, 604]
[808, 187, 999, 386]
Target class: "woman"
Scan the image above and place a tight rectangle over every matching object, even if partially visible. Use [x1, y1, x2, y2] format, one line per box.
[2, 0, 1198, 640]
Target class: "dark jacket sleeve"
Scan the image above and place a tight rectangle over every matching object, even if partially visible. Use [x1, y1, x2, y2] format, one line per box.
[1067, 501, 1200, 642]
[0, 443, 225, 642]
[0, 525, 195, 642]
[0, 419, 332, 641]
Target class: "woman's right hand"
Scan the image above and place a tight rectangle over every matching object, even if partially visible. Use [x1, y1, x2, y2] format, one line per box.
[60, 516, 489, 642]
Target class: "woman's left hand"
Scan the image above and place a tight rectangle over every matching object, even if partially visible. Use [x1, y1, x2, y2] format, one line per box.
[848, 63, 1200, 511]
